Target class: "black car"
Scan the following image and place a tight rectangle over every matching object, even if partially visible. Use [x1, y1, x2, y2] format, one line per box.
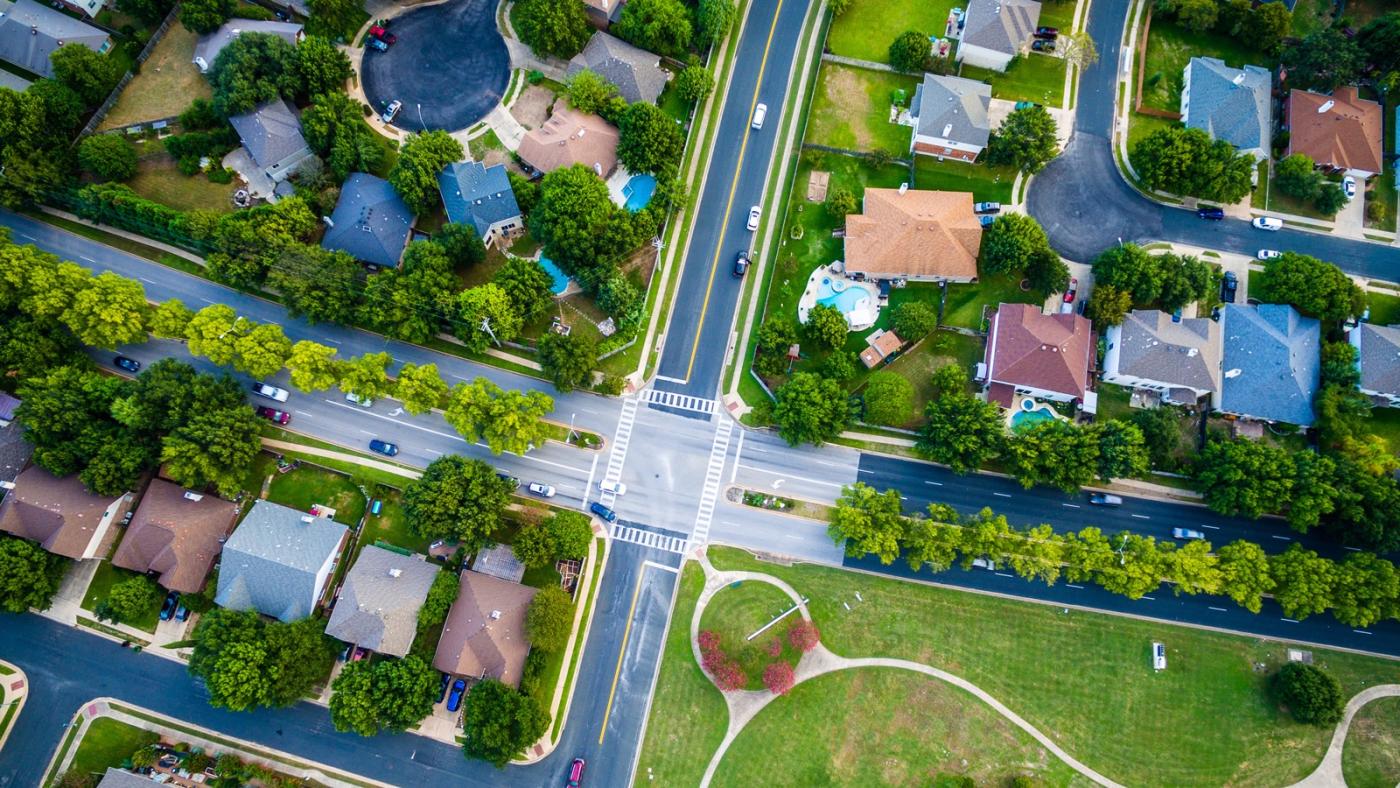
[497, 472, 520, 489]
[159, 590, 179, 621]
[589, 502, 617, 523]
[1031, 39, 1055, 52]
[1221, 270, 1238, 303]
[114, 356, 141, 373]
[1196, 206, 1225, 220]
[368, 439, 399, 457]
[733, 251, 750, 278]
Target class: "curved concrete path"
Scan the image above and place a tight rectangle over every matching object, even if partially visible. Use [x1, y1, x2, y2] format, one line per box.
[690, 553, 1123, 787]
[1287, 684, 1400, 788]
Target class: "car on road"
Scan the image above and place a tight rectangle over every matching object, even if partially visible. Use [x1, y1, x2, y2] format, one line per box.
[746, 206, 760, 231]
[589, 502, 617, 522]
[367, 37, 388, 52]
[381, 99, 401, 125]
[1031, 39, 1055, 52]
[1257, 249, 1281, 260]
[1343, 176, 1357, 200]
[114, 355, 141, 373]
[751, 102, 767, 130]
[251, 382, 289, 402]
[1252, 216, 1283, 231]
[1034, 26, 1058, 37]
[600, 479, 627, 496]
[497, 472, 520, 489]
[368, 439, 398, 457]
[159, 590, 179, 621]
[1196, 206, 1224, 220]
[973, 201, 1000, 214]
[368, 25, 396, 44]
[1062, 278, 1078, 303]
[527, 481, 556, 498]
[567, 758, 586, 787]
[1171, 528, 1205, 540]
[733, 251, 750, 278]
[971, 556, 996, 570]
[1221, 270, 1238, 303]
[446, 678, 467, 712]
[345, 392, 373, 407]
[979, 215, 996, 227]
[255, 406, 291, 425]
[1088, 493, 1122, 506]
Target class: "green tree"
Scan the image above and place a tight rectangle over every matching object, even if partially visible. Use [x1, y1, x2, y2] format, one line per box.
[300, 92, 383, 181]
[1329, 552, 1400, 628]
[565, 69, 618, 115]
[435, 223, 487, 270]
[389, 131, 464, 215]
[529, 165, 620, 281]
[233, 322, 292, 379]
[99, 574, 159, 624]
[825, 186, 857, 218]
[1260, 252, 1365, 323]
[1174, 0, 1217, 31]
[395, 362, 448, 415]
[1216, 540, 1275, 613]
[525, 585, 573, 652]
[339, 352, 393, 403]
[329, 656, 438, 736]
[62, 271, 149, 349]
[160, 405, 261, 497]
[207, 32, 297, 115]
[1244, 1, 1291, 53]
[829, 483, 905, 563]
[618, 102, 685, 174]
[50, 43, 123, 105]
[773, 372, 852, 446]
[78, 135, 137, 182]
[1155, 253, 1216, 313]
[1094, 420, 1149, 480]
[753, 319, 798, 377]
[675, 64, 715, 103]
[1274, 153, 1322, 201]
[359, 240, 457, 344]
[185, 304, 246, 368]
[1025, 247, 1070, 295]
[889, 30, 932, 73]
[514, 0, 592, 59]
[890, 301, 936, 339]
[1268, 544, 1336, 621]
[917, 364, 1003, 473]
[695, 0, 736, 47]
[512, 523, 555, 568]
[979, 213, 1051, 276]
[547, 511, 593, 559]
[418, 569, 458, 629]
[1132, 125, 1253, 203]
[538, 331, 598, 393]
[461, 680, 550, 768]
[0, 535, 67, 613]
[287, 340, 343, 392]
[1003, 419, 1099, 492]
[180, 0, 234, 33]
[986, 106, 1059, 173]
[269, 245, 364, 325]
[1358, 11, 1400, 76]
[492, 255, 554, 322]
[291, 37, 352, 103]
[148, 299, 193, 339]
[1194, 439, 1295, 519]
[613, 0, 694, 58]
[1085, 283, 1134, 326]
[1280, 28, 1363, 92]
[188, 610, 338, 710]
[803, 303, 847, 350]
[116, 0, 174, 24]
[1091, 242, 1162, 303]
[1274, 662, 1344, 725]
[455, 284, 522, 353]
[442, 377, 553, 454]
[862, 371, 913, 426]
[823, 350, 858, 381]
[1058, 29, 1099, 69]
[403, 455, 513, 549]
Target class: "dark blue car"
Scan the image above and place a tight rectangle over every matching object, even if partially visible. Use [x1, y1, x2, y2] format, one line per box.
[589, 502, 616, 523]
[446, 678, 467, 712]
[437, 672, 451, 703]
[159, 591, 179, 621]
[368, 439, 398, 457]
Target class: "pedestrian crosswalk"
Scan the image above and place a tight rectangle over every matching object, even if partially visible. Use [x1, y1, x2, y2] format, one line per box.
[639, 388, 718, 416]
[611, 523, 690, 554]
[689, 417, 733, 546]
[598, 397, 638, 508]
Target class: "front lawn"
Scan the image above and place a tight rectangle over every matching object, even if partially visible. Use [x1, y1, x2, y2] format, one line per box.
[80, 560, 163, 634]
[126, 154, 239, 214]
[70, 718, 158, 777]
[961, 54, 1067, 106]
[942, 273, 1043, 330]
[99, 23, 210, 131]
[1038, 0, 1079, 31]
[1342, 696, 1400, 788]
[1367, 291, 1400, 326]
[1365, 407, 1400, 456]
[826, 0, 959, 63]
[911, 156, 1016, 203]
[697, 580, 803, 690]
[1138, 18, 1269, 113]
[1125, 112, 1179, 172]
[265, 463, 368, 527]
[806, 64, 917, 154]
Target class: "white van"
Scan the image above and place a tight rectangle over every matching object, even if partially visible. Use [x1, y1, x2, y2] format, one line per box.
[752, 103, 767, 130]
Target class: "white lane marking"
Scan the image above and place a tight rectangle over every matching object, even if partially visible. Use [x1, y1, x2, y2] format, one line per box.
[1271, 535, 1291, 541]
[18, 233, 34, 241]
[995, 572, 1013, 578]
[1130, 514, 1150, 520]
[138, 277, 156, 284]
[1062, 503, 1080, 509]
[993, 492, 1012, 498]
[655, 375, 687, 384]
[899, 496, 908, 501]
[1066, 584, 1084, 589]
[199, 297, 217, 304]
[80, 256, 96, 263]
[423, 448, 442, 455]
[749, 446, 770, 454]
[1201, 525, 1220, 530]
[730, 429, 745, 484]
[1281, 618, 1300, 623]
[735, 462, 844, 489]
[322, 338, 341, 345]
[1208, 606, 1228, 612]
[449, 373, 470, 381]
[925, 481, 943, 486]
[295, 410, 313, 417]
[1353, 629, 1373, 635]
[580, 452, 599, 513]
[358, 429, 375, 436]
[857, 468, 874, 474]
[690, 418, 735, 546]
[1141, 596, 1156, 601]
[1345, 546, 1361, 552]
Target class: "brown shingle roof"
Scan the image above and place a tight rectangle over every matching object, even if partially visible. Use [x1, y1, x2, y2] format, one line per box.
[111, 479, 238, 594]
[984, 303, 1093, 400]
[433, 570, 538, 687]
[1286, 87, 1383, 174]
[516, 100, 619, 177]
[0, 467, 123, 559]
[860, 328, 904, 368]
[843, 189, 983, 280]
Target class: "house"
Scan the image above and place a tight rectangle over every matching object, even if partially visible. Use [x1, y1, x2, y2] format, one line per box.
[565, 31, 669, 105]
[516, 100, 620, 178]
[859, 329, 904, 369]
[843, 187, 983, 283]
[325, 545, 439, 658]
[227, 98, 314, 189]
[0, 411, 30, 487]
[956, 0, 1041, 72]
[0, 467, 125, 560]
[1101, 309, 1222, 406]
[580, 0, 624, 28]
[0, 392, 17, 427]
[1349, 322, 1400, 408]
[321, 173, 416, 268]
[1180, 57, 1272, 161]
[433, 569, 538, 687]
[981, 302, 1094, 408]
[0, 0, 110, 80]
[1286, 86, 1384, 178]
[110, 479, 238, 594]
[193, 20, 303, 73]
[97, 767, 160, 788]
[1219, 303, 1319, 426]
[438, 161, 522, 248]
[907, 74, 991, 162]
[214, 500, 348, 622]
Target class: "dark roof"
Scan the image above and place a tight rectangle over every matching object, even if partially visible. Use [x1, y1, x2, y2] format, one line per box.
[325, 545, 439, 657]
[1110, 309, 1222, 394]
[227, 98, 310, 171]
[565, 32, 669, 104]
[960, 0, 1040, 56]
[97, 768, 158, 788]
[1220, 303, 1319, 425]
[321, 173, 415, 267]
[984, 303, 1093, 400]
[1353, 322, 1400, 398]
[0, 0, 110, 78]
[0, 421, 31, 485]
[215, 500, 347, 622]
[111, 479, 238, 594]
[438, 161, 521, 239]
[0, 466, 122, 559]
[1182, 57, 1272, 152]
[433, 570, 537, 686]
[911, 74, 991, 148]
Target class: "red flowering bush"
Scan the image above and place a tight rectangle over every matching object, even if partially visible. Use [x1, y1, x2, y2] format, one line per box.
[766, 637, 782, 657]
[788, 620, 820, 652]
[697, 630, 721, 652]
[698, 629, 747, 691]
[762, 661, 795, 695]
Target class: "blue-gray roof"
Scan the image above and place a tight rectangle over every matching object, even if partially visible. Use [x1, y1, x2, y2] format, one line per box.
[564, 32, 669, 105]
[438, 161, 521, 240]
[215, 500, 347, 622]
[0, 0, 110, 79]
[321, 173, 414, 267]
[324, 545, 438, 656]
[1182, 57, 1271, 153]
[227, 98, 309, 172]
[1220, 303, 1320, 426]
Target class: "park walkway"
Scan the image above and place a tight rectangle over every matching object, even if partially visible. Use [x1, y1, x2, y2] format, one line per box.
[1287, 684, 1400, 788]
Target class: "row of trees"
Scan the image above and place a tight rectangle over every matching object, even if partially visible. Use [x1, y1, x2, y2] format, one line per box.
[830, 483, 1400, 627]
[1086, 243, 1218, 325]
[516, 0, 736, 60]
[1132, 125, 1255, 204]
[206, 32, 351, 116]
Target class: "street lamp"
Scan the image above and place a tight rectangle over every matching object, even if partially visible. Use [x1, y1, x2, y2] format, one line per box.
[417, 103, 426, 131]
[1117, 534, 1128, 566]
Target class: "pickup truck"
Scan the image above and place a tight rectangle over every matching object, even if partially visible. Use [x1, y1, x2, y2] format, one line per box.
[251, 382, 290, 402]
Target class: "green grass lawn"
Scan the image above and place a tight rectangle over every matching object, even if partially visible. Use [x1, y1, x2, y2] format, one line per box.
[942, 273, 1043, 330]
[1038, 0, 1079, 31]
[1365, 109, 1397, 231]
[70, 718, 158, 777]
[1289, 0, 1336, 36]
[1268, 185, 1338, 221]
[712, 668, 1082, 786]
[805, 64, 917, 154]
[1367, 291, 1400, 326]
[657, 78, 692, 123]
[1365, 407, 1400, 456]
[1341, 696, 1400, 788]
[697, 579, 803, 690]
[826, 0, 958, 63]
[1094, 384, 1200, 471]
[356, 486, 428, 558]
[961, 54, 1068, 106]
[1252, 159, 1270, 210]
[912, 157, 1017, 203]
[79, 561, 163, 634]
[266, 463, 368, 527]
[126, 154, 238, 214]
[467, 130, 504, 163]
[876, 330, 984, 424]
[1125, 112, 1179, 173]
[1138, 19, 1269, 113]
[699, 547, 1400, 786]
[1343, 0, 1394, 24]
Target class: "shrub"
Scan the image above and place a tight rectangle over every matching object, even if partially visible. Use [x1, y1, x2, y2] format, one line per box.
[788, 620, 820, 652]
[1274, 662, 1344, 724]
[762, 661, 795, 695]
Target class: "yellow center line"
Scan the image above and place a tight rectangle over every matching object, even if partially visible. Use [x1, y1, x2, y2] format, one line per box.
[682, 0, 788, 382]
[598, 563, 651, 745]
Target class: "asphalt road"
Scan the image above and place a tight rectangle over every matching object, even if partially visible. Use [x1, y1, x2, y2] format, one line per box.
[359, 0, 510, 131]
[0, 543, 681, 788]
[651, 0, 812, 398]
[1025, 0, 1400, 276]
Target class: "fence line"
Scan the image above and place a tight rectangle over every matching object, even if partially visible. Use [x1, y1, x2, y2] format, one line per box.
[76, 3, 182, 141]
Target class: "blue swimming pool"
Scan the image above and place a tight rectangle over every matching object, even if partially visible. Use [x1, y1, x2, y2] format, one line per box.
[1010, 408, 1055, 431]
[622, 174, 656, 212]
[536, 257, 570, 295]
[815, 277, 866, 314]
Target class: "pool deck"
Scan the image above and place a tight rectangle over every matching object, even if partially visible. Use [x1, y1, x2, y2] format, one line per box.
[797, 263, 881, 330]
[606, 169, 656, 212]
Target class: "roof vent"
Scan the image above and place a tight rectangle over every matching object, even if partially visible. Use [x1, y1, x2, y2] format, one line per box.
[577, 128, 586, 138]
[300, 515, 314, 523]
[942, 123, 954, 137]
[183, 491, 204, 502]
[1224, 368, 1243, 378]
[388, 568, 402, 578]
[1318, 100, 1335, 114]
[489, 610, 502, 620]
[1232, 72, 1246, 86]
[1187, 348, 1199, 357]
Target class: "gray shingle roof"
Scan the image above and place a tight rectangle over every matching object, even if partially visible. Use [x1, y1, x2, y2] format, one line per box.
[321, 172, 415, 267]
[0, 0, 110, 79]
[911, 73, 991, 148]
[961, 0, 1041, 56]
[1354, 322, 1400, 398]
[0, 69, 30, 91]
[437, 161, 521, 240]
[215, 500, 347, 622]
[1114, 309, 1222, 395]
[227, 98, 310, 172]
[324, 545, 438, 657]
[1220, 303, 1320, 426]
[1182, 57, 1271, 152]
[193, 20, 302, 72]
[97, 768, 158, 788]
[0, 421, 31, 485]
[565, 31, 669, 105]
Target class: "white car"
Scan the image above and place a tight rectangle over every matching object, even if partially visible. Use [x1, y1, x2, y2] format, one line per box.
[746, 206, 760, 231]
[345, 392, 373, 407]
[1343, 176, 1357, 200]
[600, 479, 627, 496]
[526, 481, 556, 498]
[1257, 249, 1281, 260]
[751, 102, 767, 130]
[251, 382, 289, 402]
[382, 99, 401, 125]
[1252, 217, 1283, 231]
[1172, 528, 1205, 540]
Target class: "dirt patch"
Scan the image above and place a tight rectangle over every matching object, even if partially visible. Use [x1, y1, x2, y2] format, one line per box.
[510, 85, 556, 131]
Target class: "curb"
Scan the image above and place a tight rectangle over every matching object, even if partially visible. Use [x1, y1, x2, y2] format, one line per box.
[0, 660, 27, 752]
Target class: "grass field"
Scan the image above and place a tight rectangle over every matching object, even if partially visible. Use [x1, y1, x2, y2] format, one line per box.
[712, 669, 1083, 786]
[698, 579, 803, 690]
[942, 272, 1043, 330]
[100, 23, 211, 130]
[69, 718, 159, 777]
[805, 64, 917, 154]
[1289, 0, 1336, 36]
[912, 157, 1016, 203]
[80, 561, 163, 634]
[266, 463, 368, 527]
[1039, 0, 1079, 31]
[126, 154, 239, 214]
[1366, 407, 1400, 457]
[961, 54, 1068, 106]
[1138, 19, 1267, 113]
[1342, 696, 1400, 788]
[826, 0, 958, 63]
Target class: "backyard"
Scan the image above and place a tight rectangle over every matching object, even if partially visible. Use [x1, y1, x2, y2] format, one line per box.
[912, 156, 1017, 203]
[942, 272, 1042, 330]
[805, 64, 918, 154]
[825, 0, 958, 64]
[961, 54, 1068, 106]
[355, 486, 426, 559]
[1137, 17, 1269, 113]
[875, 329, 984, 419]
[68, 718, 158, 777]
[80, 559, 164, 634]
[100, 23, 211, 130]
[1093, 383, 1201, 472]
[126, 153, 239, 214]
[1342, 696, 1400, 788]
[264, 461, 369, 528]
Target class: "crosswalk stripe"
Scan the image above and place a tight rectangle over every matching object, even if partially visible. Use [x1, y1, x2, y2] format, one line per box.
[609, 523, 688, 555]
[598, 398, 639, 507]
[639, 388, 718, 415]
[689, 418, 733, 547]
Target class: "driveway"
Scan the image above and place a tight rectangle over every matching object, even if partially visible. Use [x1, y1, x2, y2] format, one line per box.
[360, 0, 510, 132]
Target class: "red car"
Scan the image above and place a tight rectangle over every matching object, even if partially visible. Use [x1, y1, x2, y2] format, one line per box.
[1063, 278, 1078, 303]
[369, 25, 396, 44]
[255, 406, 291, 425]
[566, 758, 585, 786]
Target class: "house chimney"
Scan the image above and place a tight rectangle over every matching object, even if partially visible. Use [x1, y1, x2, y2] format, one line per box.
[489, 610, 502, 620]
[1318, 100, 1335, 114]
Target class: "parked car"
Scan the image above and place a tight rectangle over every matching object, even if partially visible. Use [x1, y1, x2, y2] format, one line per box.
[114, 355, 141, 373]
[381, 99, 401, 125]
[1252, 216, 1283, 231]
[527, 481, 556, 498]
[747, 205, 761, 231]
[437, 672, 451, 703]
[367, 37, 388, 52]
[589, 502, 617, 522]
[256, 406, 291, 425]
[1343, 176, 1357, 200]
[1221, 270, 1238, 303]
[567, 758, 586, 787]
[350, 646, 368, 662]
[1171, 528, 1205, 540]
[1034, 26, 1059, 37]
[368, 25, 396, 44]
[1256, 249, 1281, 260]
[159, 591, 179, 621]
[175, 600, 189, 621]
[1062, 278, 1078, 303]
[751, 102, 767, 130]
[973, 201, 1001, 214]
[251, 382, 290, 402]
[1088, 493, 1123, 506]
[1196, 206, 1224, 220]
[971, 556, 996, 570]
[368, 439, 399, 456]
[1013, 101, 1038, 110]
[1031, 39, 1056, 52]
[497, 472, 520, 489]
[345, 392, 373, 407]
[978, 215, 996, 227]
[733, 251, 750, 278]
[600, 479, 628, 496]
[446, 679, 467, 712]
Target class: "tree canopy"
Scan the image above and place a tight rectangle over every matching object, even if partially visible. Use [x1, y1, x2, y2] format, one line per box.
[1131, 125, 1253, 203]
[515, 0, 592, 59]
[613, 0, 694, 58]
[617, 102, 684, 174]
[986, 106, 1059, 173]
[329, 656, 439, 736]
[1258, 252, 1365, 323]
[389, 132, 465, 216]
[773, 372, 852, 446]
[188, 609, 338, 711]
[403, 455, 514, 550]
[0, 535, 68, 613]
[461, 680, 550, 767]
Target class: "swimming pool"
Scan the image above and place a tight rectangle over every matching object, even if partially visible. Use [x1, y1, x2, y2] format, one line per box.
[1010, 408, 1055, 431]
[815, 277, 867, 314]
[621, 174, 656, 212]
[536, 257, 570, 295]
